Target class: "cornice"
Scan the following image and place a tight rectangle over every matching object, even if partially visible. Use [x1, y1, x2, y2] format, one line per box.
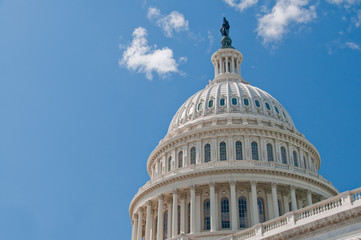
[129, 166, 337, 216]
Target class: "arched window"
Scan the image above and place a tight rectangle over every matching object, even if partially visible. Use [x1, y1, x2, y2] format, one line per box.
[168, 157, 172, 171]
[203, 200, 210, 230]
[281, 147, 287, 164]
[257, 198, 265, 223]
[293, 151, 298, 167]
[163, 210, 168, 239]
[220, 142, 227, 161]
[251, 142, 259, 160]
[204, 144, 211, 163]
[267, 143, 274, 162]
[190, 147, 196, 165]
[303, 156, 307, 169]
[238, 197, 248, 228]
[221, 198, 230, 229]
[235, 141, 243, 160]
[178, 151, 183, 168]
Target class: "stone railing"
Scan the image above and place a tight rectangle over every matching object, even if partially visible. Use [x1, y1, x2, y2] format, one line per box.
[218, 187, 361, 240]
[138, 160, 333, 195]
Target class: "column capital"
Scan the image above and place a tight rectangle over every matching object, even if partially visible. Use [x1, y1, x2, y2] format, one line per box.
[172, 188, 178, 194]
[250, 181, 257, 187]
[133, 213, 138, 219]
[229, 180, 236, 186]
[190, 184, 196, 191]
[147, 200, 152, 207]
[180, 193, 187, 200]
[271, 182, 277, 188]
[290, 185, 296, 191]
[158, 194, 164, 201]
[209, 182, 216, 188]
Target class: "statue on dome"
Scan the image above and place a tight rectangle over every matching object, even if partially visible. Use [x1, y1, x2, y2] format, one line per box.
[220, 17, 230, 37]
[220, 17, 233, 48]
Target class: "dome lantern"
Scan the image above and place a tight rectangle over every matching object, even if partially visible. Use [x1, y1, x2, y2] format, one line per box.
[211, 18, 245, 84]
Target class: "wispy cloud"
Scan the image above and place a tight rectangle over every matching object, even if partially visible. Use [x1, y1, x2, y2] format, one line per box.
[327, 0, 361, 8]
[256, 0, 316, 45]
[345, 41, 361, 50]
[207, 31, 214, 53]
[119, 27, 182, 80]
[147, 7, 189, 37]
[353, 10, 361, 27]
[223, 0, 258, 12]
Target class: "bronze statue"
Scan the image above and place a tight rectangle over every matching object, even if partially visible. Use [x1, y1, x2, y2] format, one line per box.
[220, 17, 230, 37]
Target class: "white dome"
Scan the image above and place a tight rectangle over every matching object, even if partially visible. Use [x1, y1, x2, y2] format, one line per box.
[167, 77, 294, 137]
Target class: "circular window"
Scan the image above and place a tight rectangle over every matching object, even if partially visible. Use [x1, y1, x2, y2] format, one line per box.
[255, 100, 260, 108]
[232, 97, 237, 105]
[220, 98, 225, 106]
[274, 106, 279, 114]
[198, 102, 203, 111]
[208, 100, 214, 108]
[243, 98, 249, 106]
[265, 102, 271, 110]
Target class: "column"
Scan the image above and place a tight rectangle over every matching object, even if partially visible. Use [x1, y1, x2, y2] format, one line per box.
[230, 181, 238, 231]
[307, 190, 313, 206]
[180, 195, 186, 234]
[137, 209, 143, 240]
[219, 59, 223, 74]
[157, 196, 163, 240]
[251, 181, 259, 225]
[190, 185, 196, 234]
[225, 57, 229, 73]
[290, 186, 297, 211]
[272, 183, 279, 218]
[237, 61, 241, 75]
[172, 189, 178, 237]
[145, 201, 152, 240]
[167, 201, 172, 239]
[132, 215, 138, 240]
[231, 57, 235, 73]
[210, 182, 217, 232]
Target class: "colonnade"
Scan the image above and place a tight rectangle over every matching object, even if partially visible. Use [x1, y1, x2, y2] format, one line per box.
[213, 54, 241, 77]
[131, 182, 316, 240]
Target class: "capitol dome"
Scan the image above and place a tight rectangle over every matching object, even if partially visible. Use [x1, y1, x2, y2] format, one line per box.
[130, 20, 340, 240]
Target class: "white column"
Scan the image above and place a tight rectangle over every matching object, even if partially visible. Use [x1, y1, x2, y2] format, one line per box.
[225, 57, 229, 73]
[251, 181, 259, 225]
[167, 201, 172, 239]
[145, 201, 152, 240]
[190, 185, 196, 234]
[195, 193, 201, 233]
[283, 194, 289, 213]
[272, 183, 279, 218]
[137, 209, 143, 240]
[307, 190, 313, 206]
[210, 182, 217, 232]
[237, 61, 241, 75]
[172, 189, 178, 237]
[219, 58, 223, 74]
[157, 196, 163, 240]
[230, 181, 238, 231]
[290, 186, 297, 211]
[132, 215, 138, 240]
[231, 57, 235, 73]
[180, 196, 185, 234]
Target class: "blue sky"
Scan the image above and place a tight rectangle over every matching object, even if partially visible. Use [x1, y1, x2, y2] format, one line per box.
[0, 0, 360, 239]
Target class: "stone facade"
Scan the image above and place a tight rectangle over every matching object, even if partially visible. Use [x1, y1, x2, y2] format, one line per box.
[129, 35, 360, 240]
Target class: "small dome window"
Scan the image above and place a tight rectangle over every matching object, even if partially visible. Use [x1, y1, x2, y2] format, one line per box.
[282, 111, 286, 118]
[255, 100, 260, 108]
[220, 98, 226, 106]
[198, 102, 203, 111]
[208, 100, 214, 108]
[232, 97, 238, 106]
[274, 106, 279, 114]
[265, 102, 271, 110]
[243, 98, 249, 106]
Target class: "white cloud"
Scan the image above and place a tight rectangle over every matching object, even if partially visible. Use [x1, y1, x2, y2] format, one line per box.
[119, 27, 182, 80]
[223, 0, 258, 11]
[345, 41, 361, 50]
[327, 0, 361, 8]
[257, 0, 317, 44]
[147, 7, 189, 37]
[354, 10, 361, 27]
